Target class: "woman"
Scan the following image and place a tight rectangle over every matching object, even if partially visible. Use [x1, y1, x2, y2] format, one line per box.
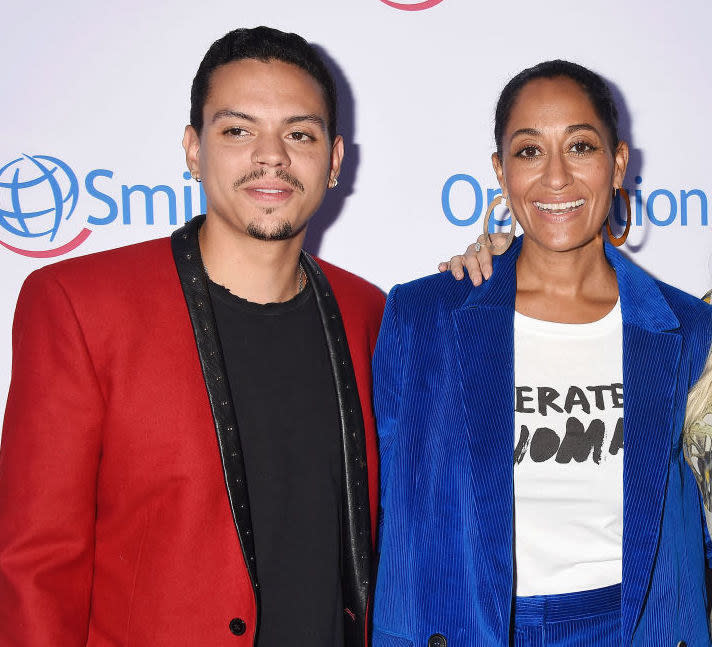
[372, 60, 712, 646]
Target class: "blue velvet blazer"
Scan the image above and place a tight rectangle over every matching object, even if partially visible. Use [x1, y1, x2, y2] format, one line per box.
[372, 237, 712, 646]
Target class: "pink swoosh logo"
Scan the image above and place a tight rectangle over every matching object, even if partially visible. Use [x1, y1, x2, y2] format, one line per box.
[0, 227, 92, 258]
[380, 0, 445, 9]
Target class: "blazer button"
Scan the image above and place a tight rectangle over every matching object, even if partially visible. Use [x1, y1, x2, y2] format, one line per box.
[428, 634, 447, 647]
[229, 617, 246, 636]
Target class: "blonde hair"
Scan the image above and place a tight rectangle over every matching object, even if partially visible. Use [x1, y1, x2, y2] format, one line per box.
[684, 347, 712, 520]
[685, 348, 712, 434]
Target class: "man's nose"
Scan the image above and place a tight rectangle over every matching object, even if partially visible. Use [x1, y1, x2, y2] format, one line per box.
[251, 134, 291, 168]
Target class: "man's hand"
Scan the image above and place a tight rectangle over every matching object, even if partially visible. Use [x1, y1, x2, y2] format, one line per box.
[438, 233, 511, 286]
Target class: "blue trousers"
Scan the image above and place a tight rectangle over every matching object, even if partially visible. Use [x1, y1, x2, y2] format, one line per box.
[513, 584, 621, 647]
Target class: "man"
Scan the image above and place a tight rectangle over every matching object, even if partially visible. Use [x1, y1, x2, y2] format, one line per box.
[0, 27, 384, 646]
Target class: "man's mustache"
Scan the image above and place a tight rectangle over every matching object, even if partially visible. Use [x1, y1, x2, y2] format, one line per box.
[233, 169, 305, 193]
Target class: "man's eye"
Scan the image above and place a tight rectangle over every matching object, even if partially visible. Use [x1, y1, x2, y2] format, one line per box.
[225, 127, 248, 137]
[288, 131, 313, 142]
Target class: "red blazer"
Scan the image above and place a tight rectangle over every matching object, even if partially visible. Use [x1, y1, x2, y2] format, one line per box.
[0, 218, 385, 646]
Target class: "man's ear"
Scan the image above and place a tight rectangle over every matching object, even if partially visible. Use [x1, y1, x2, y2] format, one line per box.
[183, 125, 200, 179]
[328, 135, 344, 186]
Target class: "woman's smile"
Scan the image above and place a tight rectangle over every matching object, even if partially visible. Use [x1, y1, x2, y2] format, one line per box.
[533, 198, 585, 215]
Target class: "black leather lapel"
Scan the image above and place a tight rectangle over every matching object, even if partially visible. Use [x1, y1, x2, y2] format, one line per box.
[170, 216, 260, 605]
[302, 252, 371, 647]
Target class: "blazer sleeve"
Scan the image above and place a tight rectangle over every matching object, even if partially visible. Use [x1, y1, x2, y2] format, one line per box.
[0, 270, 105, 646]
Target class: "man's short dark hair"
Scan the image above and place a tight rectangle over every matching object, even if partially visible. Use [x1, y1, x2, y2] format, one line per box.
[190, 26, 338, 142]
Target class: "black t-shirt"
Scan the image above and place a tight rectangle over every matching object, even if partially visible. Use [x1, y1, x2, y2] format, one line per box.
[208, 279, 344, 647]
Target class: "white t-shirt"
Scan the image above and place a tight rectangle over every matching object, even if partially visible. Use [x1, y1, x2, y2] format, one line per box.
[513, 300, 623, 596]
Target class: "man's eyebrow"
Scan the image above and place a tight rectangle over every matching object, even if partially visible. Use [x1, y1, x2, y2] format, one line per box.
[285, 114, 327, 131]
[209, 111, 327, 132]
[211, 110, 255, 123]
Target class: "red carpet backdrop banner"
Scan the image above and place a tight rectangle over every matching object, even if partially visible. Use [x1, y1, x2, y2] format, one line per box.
[1, 0, 712, 424]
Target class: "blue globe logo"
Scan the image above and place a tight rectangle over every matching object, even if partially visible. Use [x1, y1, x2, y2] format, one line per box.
[0, 154, 79, 243]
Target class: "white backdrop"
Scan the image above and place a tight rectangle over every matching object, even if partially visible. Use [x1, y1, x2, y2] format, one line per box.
[3, 0, 712, 427]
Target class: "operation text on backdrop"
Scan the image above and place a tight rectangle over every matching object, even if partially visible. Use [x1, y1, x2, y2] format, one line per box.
[442, 173, 710, 232]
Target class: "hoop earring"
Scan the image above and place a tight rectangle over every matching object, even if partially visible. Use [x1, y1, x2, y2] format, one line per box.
[607, 188, 631, 247]
[483, 194, 517, 255]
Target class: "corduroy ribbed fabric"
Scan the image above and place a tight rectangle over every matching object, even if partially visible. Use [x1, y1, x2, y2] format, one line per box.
[372, 236, 712, 647]
[513, 584, 621, 646]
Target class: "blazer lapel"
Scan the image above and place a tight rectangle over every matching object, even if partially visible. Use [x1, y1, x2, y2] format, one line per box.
[452, 238, 521, 637]
[451, 240, 681, 641]
[170, 216, 260, 596]
[605, 244, 682, 644]
[301, 253, 371, 647]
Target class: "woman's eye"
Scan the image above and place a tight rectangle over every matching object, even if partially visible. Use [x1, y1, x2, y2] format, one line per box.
[571, 141, 595, 154]
[517, 146, 539, 158]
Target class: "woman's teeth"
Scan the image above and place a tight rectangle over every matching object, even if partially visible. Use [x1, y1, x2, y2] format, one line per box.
[534, 199, 585, 213]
